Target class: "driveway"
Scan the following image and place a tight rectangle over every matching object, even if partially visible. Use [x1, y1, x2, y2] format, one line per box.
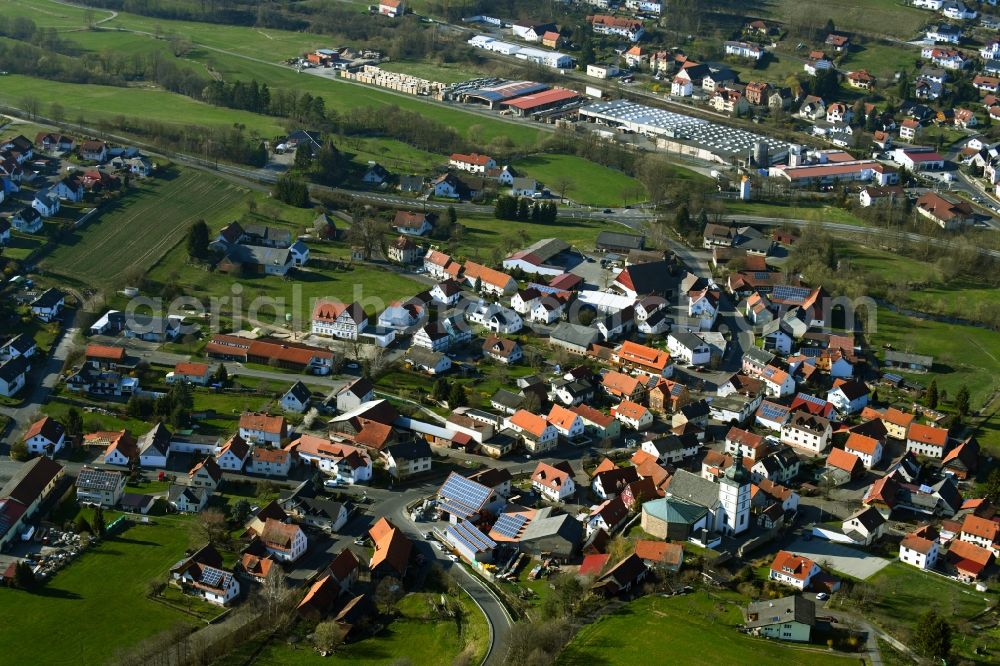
[784, 537, 891, 580]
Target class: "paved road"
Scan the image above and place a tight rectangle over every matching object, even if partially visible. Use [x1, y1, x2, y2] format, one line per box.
[0, 310, 78, 444]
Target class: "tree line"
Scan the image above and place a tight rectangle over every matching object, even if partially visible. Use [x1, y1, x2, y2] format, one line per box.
[494, 195, 558, 224]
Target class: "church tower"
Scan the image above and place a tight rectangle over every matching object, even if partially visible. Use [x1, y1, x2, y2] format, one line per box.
[719, 450, 752, 535]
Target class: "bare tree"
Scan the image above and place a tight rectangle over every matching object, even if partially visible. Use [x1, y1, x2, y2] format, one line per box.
[260, 565, 289, 622]
[192, 509, 229, 549]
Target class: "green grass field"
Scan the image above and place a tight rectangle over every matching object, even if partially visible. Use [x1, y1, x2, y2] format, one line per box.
[217, 591, 489, 665]
[453, 214, 611, 261]
[0, 518, 199, 665]
[852, 563, 996, 662]
[839, 42, 921, 80]
[6, 0, 112, 29]
[559, 592, 853, 665]
[40, 167, 248, 290]
[0, 74, 287, 137]
[870, 309, 1000, 410]
[764, 0, 928, 41]
[724, 200, 869, 226]
[513, 154, 648, 208]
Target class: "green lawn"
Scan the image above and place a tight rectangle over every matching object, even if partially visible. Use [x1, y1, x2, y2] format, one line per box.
[513, 154, 647, 208]
[0, 74, 287, 138]
[342, 136, 444, 175]
[2, 231, 45, 261]
[0, 518, 199, 665]
[724, 200, 869, 226]
[453, 214, 611, 263]
[40, 166, 248, 290]
[870, 308, 1000, 412]
[839, 42, 921, 81]
[218, 591, 489, 665]
[763, 0, 928, 40]
[851, 563, 996, 662]
[559, 592, 853, 665]
[5, 0, 112, 29]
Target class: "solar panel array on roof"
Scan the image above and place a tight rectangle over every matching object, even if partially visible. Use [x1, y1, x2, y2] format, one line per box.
[447, 520, 496, 554]
[770, 285, 812, 303]
[758, 402, 789, 420]
[492, 512, 529, 539]
[883, 373, 903, 383]
[579, 99, 791, 161]
[752, 272, 771, 280]
[796, 393, 826, 407]
[199, 566, 231, 589]
[437, 473, 492, 520]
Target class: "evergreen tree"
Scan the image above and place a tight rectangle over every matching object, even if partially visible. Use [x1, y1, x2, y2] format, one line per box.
[674, 204, 691, 231]
[65, 407, 84, 437]
[74, 515, 92, 534]
[517, 198, 530, 221]
[447, 206, 457, 226]
[954, 385, 970, 416]
[186, 219, 210, 258]
[213, 363, 229, 387]
[926, 379, 939, 409]
[315, 141, 347, 186]
[914, 610, 951, 661]
[275, 174, 310, 207]
[13, 561, 34, 589]
[432, 379, 449, 402]
[92, 506, 106, 537]
[293, 144, 313, 170]
[448, 383, 467, 407]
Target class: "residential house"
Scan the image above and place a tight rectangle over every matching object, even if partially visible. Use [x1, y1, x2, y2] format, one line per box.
[483, 335, 522, 364]
[612, 400, 653, 431]
[248, 447, 292, 477]
[906, 423, 949, 459]
[769, 551, 821, 590]
[382, 439, 433, 479]
[844, 432, 883, 469]
[311, 300, 368, 340]
[744, 596, 816, 642]
[531, 461, 576, 502]
[393, 210, 434, 236]
[32, 188, 60, 217]
[508, 409, 558, 454]
[899, 527, 940, 570]
[259, 518, 308, 562]
[23, 416, 65, 456]
[189, 458, 224, 491]
[168, 485, 210, 513]
[30, 288, 65, 322]
[336, 377, 376, 413]
[239, 412, 288, 447]
[216, 435, 250, 472]
[387, 235, 420, 264]
[280, 381, 312, 414]
[843, 506, 887, 545]
[75, 466, 126, 507]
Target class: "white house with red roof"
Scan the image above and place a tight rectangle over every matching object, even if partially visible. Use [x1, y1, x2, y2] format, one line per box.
[899, 526, 940, 570]
[611, 400, 653, 431]
[311, 300, 368, 340]
[449, 153, 496, 174]
[531, 461, 576, 502]
[507, 409, 558, 453]
[379, 0, 404, 17]
[769, 550, 821, 590]
[23, 416, 65, 455]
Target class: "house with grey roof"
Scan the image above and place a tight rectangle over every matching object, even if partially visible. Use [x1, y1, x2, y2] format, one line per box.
[549, 322, 599, 355]
[744, 595, 816, 642]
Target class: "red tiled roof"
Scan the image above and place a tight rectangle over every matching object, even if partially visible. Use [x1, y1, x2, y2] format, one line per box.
[86, 344, 126, 361]
[907, 423, 948, 447]
[770, 550, 817, 581]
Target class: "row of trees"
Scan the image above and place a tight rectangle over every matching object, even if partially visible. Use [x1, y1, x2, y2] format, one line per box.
[494, 196, 558, 223]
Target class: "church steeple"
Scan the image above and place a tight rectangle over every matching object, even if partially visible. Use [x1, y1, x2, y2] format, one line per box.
[724, 449, 750, 485]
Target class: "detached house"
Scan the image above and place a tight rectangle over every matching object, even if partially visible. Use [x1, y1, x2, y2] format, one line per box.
[393, 211, 434, 236]
[900, 528, 940, 570]
[769, 551, 821, 590]
[23, 417, 66, 456]
[311, 300, 368, 340]
[531, 461, 575, 502]
[781, 413, 831, 454]
[906, 423, 949, 458]
[508, 409, 558, 454]
[843, 433, 883, 469]
[239, 412, 288, 447]
[449, 153, 496, 173]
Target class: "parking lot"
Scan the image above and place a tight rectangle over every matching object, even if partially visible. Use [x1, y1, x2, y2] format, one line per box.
[784, 536, 892, 580]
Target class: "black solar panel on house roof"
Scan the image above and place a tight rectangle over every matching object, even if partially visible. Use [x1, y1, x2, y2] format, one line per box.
[771, 285, 811, 303]
[438, 473, 492, 516]
[758, 402, 789, 420]
[200, 566, 226, 588]
[492, 512, 529, 539]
